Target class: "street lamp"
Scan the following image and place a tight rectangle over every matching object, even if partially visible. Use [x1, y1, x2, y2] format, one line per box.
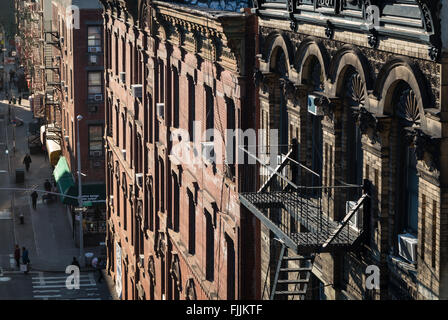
[76, 114, 85, 267]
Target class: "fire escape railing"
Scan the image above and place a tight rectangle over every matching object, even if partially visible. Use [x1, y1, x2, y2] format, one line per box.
[239, 142, 371, 254]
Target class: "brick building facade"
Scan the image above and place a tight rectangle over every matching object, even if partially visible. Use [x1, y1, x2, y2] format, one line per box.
[245, 0, 448, 300]
[101, 0, 257, 300]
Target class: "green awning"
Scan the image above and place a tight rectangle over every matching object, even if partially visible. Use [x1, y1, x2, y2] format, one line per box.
[64, 183, 106, 207]
[53, 157, 75, 202]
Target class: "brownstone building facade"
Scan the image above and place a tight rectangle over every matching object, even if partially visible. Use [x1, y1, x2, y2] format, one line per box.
[39, 0, 107, 245]
[101, 0, 256, 300]
[244, 0, 448, 300]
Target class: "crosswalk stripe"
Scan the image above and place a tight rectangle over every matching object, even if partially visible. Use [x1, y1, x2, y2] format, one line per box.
[32, 275, 93, 280]
[33, 290, 60, 293]
[34, 295, 62, 298]
[32, 283, 97, 289]
[32, 279, 93, 284]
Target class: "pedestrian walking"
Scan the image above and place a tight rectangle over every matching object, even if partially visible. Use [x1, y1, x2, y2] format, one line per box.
[71, 257, 80, 269]
[14, 245, 21, 269]
[97, 258, 105, 283]
[44, 179, 52, 192]
[23, 154, 32, 172]
[31, 191, 38, 210]
[18, 96, 21, 105]
[22, 247, 30, 274]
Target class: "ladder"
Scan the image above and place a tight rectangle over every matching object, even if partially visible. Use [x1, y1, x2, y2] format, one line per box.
[270, 241, 314, 300]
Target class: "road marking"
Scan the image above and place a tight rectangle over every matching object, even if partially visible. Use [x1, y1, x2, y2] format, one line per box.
[34, 295, 62, 299]
[85, 288, 99, 291]
[32, 283, 97, 289]
[38, 272, 45, 286]
[33, 290, 60, 293]
[76, 298, 101, 300]
[89, 272, 96, 285]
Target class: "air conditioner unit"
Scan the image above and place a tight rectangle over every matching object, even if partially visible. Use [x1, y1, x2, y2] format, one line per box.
[139, 254, 144, 268]
[109, 195, 114, 207]
[135, 173, 143, 188]
[119, 72, 126, 84]
[157, 103, 164, 119]
[121, 149, 126, 160]
[89, 54, 98, 64]
[308, 94, 323, 116]
[94, 94, 103, 101]
[398, 233, 418, 264]
[201, 141, 215, 163]
[64, 135, 69, 142]
[346, 200, 363, 230]
[131, 84, 143, 99]
[88, 46, 101, 53]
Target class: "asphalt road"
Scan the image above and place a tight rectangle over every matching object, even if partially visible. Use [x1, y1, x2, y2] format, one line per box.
[0, 271, 112, 300]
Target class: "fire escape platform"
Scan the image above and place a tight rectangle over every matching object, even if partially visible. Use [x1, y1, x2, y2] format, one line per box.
[239, 191, 363, 254]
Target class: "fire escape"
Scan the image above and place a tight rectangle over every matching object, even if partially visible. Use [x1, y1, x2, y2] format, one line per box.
[239, 140, 370, 300]
[43, 20, 62, 143]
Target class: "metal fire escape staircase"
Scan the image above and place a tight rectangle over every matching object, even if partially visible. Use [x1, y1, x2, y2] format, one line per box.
[43, 21, 62, 144]
[239, 142, 370, 300]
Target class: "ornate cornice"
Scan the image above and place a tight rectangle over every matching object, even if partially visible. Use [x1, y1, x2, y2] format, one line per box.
[405, 128, 440, 173]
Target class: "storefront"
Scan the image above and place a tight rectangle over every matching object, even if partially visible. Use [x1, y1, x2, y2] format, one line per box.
[53, 157, 106, 247]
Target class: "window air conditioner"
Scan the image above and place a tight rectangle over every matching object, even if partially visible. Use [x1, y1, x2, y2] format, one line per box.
[346, 200, 363, 230]
[64, 135, 69, 142]
[201, 141, 215, 163]
[307, 94, 323, 116]
[88, 46, 101, 53]
[398, 233, 418, 264]
[131, 84, 143, 99]
[157, 103, 164, 119]
[139, 254, 144, 268]
[135, 173, 143, 188]
[60, 36, 64, 44]
[119, 72, 126, 84]
[89, 54, 98, 64]
[109, 195, 114, 207]
[121, 149, 126, 161]
[94, 94, 103, 101]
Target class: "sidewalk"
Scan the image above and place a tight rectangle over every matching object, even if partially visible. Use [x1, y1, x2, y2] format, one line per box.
[1, 95, 103, 273]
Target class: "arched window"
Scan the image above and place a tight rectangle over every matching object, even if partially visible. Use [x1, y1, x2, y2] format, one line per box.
[344, 68, 365, 196]
[393, 82, 420, 236]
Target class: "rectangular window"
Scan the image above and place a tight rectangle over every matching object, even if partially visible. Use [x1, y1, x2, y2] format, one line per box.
[188, 75, 195, 141]
[88, 72, 103, 95]
[88, 125, 103, 157]
[205, 85, 214, 139]
[188, 190, 195, 255]
[87, 26, 102, 51]
[205, 209, 214, 281]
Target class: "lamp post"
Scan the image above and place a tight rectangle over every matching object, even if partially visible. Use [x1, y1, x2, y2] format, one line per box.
[76, 114, 85, 267]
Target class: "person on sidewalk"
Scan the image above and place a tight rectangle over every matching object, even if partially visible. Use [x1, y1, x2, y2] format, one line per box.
[31, 191, 38, 210]
[96, 258, 105, 283]
[18, 96, 21, 105]
[71, 257, 80, 270]
[22, 247, 30, 274]
[23, 154, 32, 172]
[14, 245, 21, 269]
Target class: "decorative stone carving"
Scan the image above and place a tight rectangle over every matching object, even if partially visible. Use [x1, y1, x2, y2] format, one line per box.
[170, 254, 182, 292]
[353, 107, 385, 144]
[367, 30, 378, 48]
[346, 72, 366, 107]
[405, 128, 440, 172]
[396, 88, 421, 127]
[325, 20, 334, 39]
[185, 278, 196, 300]
[155, 231, 166, 257]
[147, 255, 156, 287]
